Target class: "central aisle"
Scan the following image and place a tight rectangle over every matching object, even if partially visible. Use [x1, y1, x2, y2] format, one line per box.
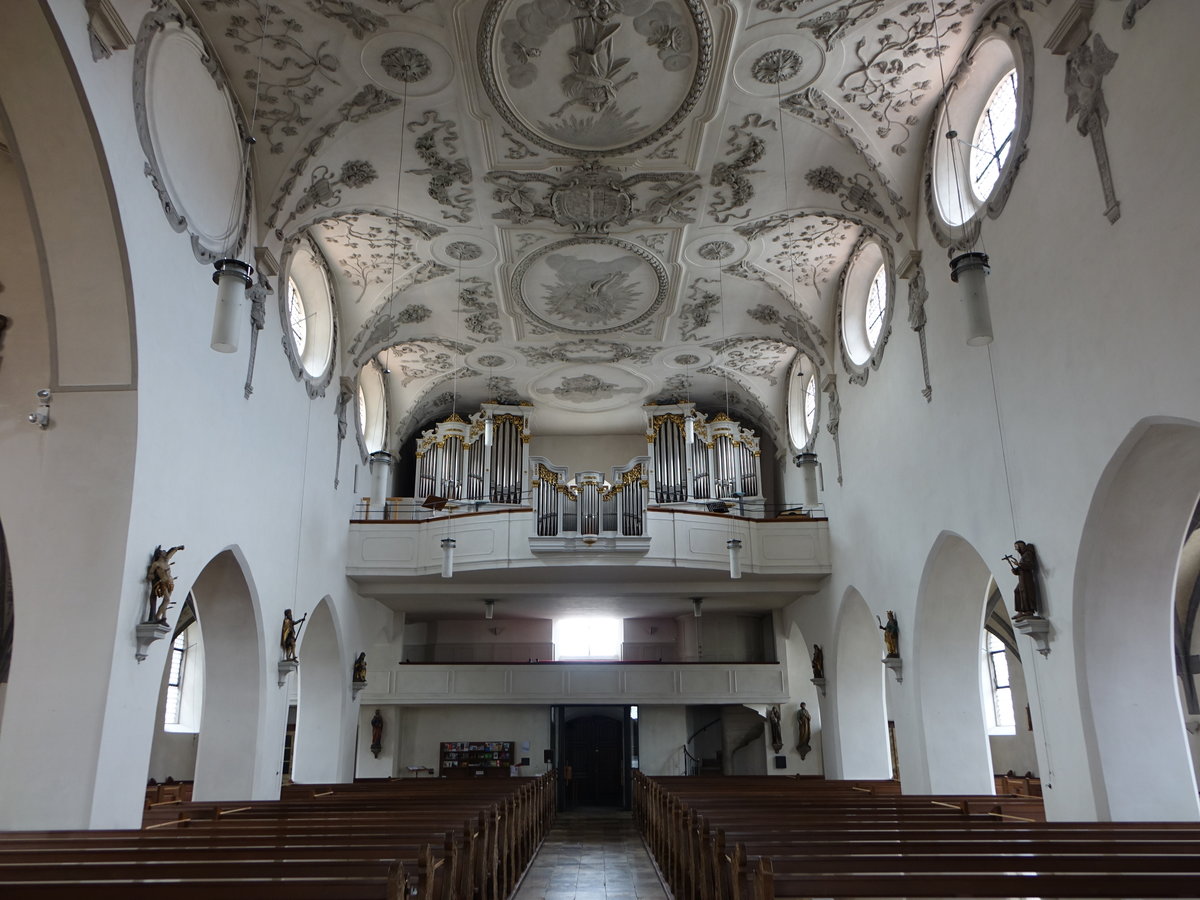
[513, 808, 669, 900]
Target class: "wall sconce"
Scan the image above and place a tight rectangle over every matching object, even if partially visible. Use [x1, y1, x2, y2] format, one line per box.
[27, 388, 51, 429]
[950, 250, 992, 346]
[692, 597, 703, 618]
[727, 538, 742, 579]
[441, 537, 456, 578]
[484, 599, 495, 620]
[211, 258, 254, 353]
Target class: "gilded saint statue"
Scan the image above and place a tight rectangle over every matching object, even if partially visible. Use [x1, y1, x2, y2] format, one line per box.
[767, 704, 783, 754]
[811, 644, 824, 680]
[352, 651, 368, 684]
[146, 545, 184, 624]
[878, 610, 899, 658]
[281, 608, 307, 662]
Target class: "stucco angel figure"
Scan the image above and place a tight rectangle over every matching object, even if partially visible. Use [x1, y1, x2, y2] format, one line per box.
[146, 544, 184, 623]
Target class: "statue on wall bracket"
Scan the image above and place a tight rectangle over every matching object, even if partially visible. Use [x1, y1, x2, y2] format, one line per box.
[145, 544, 184, 624]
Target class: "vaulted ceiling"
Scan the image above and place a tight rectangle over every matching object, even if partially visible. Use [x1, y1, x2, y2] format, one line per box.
[191, 0, 991, 448]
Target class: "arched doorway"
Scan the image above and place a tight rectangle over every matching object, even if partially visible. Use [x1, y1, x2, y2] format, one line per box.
[189, 549, 265, 802]
[1076, 419, 1200, 820]
[912, 532, 995, 794]
[831, 588, 891, 779]
[292, 597, 349, 784]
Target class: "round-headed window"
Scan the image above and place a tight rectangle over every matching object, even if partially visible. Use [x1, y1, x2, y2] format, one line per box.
[840, 238, 892, 373]
[286, 277, 308, 359]
[281, 243, 336, 387]
[358, 363, 387, 455]
[787, 354, 820, 449]
[864, 264, 888, 350]
[969, 69, 1018, 203]
[925, 20, 1032, 244]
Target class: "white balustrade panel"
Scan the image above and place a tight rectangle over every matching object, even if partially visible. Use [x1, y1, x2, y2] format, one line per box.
[360, 662, 788, 705]
[347, 510, 830, 579]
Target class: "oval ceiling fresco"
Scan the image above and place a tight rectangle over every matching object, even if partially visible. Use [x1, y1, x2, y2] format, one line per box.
[512, 236, 669, 335]
[479, 0, 713, 156]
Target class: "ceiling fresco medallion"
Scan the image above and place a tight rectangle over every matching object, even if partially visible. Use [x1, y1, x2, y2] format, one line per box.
[512, 236, 669, 336]
[531, 363, 651, 412]
[479, 0, 713, 156]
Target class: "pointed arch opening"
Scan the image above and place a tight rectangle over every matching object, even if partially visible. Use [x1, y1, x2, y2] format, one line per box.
[831, 588, 891, 780]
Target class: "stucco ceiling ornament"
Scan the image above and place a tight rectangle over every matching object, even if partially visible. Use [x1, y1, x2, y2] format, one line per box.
[381, 45, 432, 82]
[407, 111, 474, 223]
[446, 241, 483, 262]
[456, 276, 502, 343]
[678, 277, 721, 342]
[746, 304, 826, 370]
[267, 85, 410, 232]
[511, 237, 669, 337]
[782, 87, 911, 223]
[487, 160, 700, 234]
[698, 240, 734, 261]
[209, 1, 343, 155]
[709, 114, 776, 223]
[478, 0, 714, 157]
[751, 48, 802, 84]
[519, 340, 659, 367]
[805, 166, 901, 240]
[805, 0, 984, 156]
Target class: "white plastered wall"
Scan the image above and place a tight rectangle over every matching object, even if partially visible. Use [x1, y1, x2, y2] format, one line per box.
[779, 2, 1200, 819]
[0, 0, 387, 829]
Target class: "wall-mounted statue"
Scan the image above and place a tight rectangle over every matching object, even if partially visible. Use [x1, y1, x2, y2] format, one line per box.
[811, 644, 824, 680]
[370, 709, 384, 758]
[796, 701, 812, 760]
[878, 610, 899, 658]
[768, 704, 783, 753]
[280, 609, 308, 662]
[1004, 540, 1042, 619]
[352, 651, 367, 683]
[145, 545, 184, 623]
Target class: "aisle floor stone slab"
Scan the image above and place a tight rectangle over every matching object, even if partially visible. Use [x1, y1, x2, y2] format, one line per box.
[513, 808, 668, 900]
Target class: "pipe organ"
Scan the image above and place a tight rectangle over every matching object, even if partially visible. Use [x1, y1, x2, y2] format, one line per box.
[409, 402, 762, 533]
[414, 405, 531, 506]
[645, 404, 763, 511]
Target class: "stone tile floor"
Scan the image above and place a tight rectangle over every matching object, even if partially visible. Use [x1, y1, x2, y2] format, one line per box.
[512, 808, 669, 900]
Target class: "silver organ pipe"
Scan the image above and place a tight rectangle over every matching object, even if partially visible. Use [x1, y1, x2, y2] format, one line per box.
[691, 438, 710, 500]
[652, 416, 687, 503]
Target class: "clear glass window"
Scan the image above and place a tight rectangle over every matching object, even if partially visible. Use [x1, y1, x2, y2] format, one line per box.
[985, 631, 1016, 732]
[970, 69, 1018, 202]
[164, 632, 186, 727]
[287, 277, 307, 358]
[803, 374, 818, 438]
[553, 616, 622, 660]
[357, 386, 367, 436]
[864, 264, 888, 349]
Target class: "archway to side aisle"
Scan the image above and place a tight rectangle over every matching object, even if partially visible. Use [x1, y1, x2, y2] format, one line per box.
[190, 548, 266, 802]
[830, 587, 891, 779]
[292, 597, 350, 784]
[911, 532, 995, 795]
[1077, 418, 1200, 820]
